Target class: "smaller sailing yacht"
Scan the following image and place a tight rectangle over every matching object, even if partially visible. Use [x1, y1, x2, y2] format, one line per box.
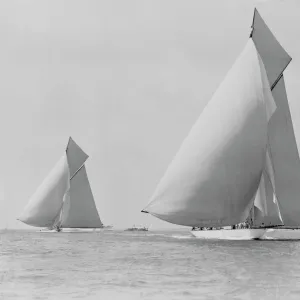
[17, 137, 104, 233]
[142, 9, 300, 240]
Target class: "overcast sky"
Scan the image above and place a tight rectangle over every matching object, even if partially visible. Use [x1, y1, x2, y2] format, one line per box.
[0, 0, 299, 229]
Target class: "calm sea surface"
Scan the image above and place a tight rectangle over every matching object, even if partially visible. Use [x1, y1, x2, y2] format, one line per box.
[0, 229, 300, 299]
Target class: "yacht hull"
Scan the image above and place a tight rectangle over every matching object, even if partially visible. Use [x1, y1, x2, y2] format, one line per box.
[61, 228, 103, 233]
[38, 229, 57, 233]
[38, 228, 103, 233]
[191, 228, 266, 240]
[260, 228, 300, 240]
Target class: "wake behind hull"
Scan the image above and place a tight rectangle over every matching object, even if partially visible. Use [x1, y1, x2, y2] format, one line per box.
[260, 228, 300, 240]
[191, 229, 266, 240]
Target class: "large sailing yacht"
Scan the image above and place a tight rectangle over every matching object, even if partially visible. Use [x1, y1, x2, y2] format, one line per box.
[142, 9, 300, 240]
[18, 137, 104, 232]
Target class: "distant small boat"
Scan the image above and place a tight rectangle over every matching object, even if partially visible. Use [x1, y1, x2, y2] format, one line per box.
[103, 225, 113, 230]
[18, 137, 104, 233]
[125, 224, 149, 232]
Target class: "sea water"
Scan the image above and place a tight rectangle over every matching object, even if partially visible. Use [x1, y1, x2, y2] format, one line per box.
[0, 229, 300, 299]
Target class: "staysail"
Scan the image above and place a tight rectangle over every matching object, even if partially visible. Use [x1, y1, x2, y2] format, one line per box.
[142, 39, 276, 227]
[18, 154, 70, 227]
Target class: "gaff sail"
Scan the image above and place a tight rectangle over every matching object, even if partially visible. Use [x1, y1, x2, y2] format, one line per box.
[59, 165, 103, 228]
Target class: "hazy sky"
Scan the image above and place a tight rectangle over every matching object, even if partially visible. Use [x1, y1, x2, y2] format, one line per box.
[1, 0, 300, 229]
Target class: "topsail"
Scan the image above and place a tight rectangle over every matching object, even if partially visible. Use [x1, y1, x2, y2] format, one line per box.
[142, 9, 300, 228]
[66, 137, 89, 178]
[251, 9, 291, 89]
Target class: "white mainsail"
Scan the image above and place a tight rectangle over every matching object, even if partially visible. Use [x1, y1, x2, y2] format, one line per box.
[142, 39, 276, 228]
[142, 9, 298, 229]
[18, 137, 103, 229]
[59, 165, 103, 228]
[18, 154, 70, 227]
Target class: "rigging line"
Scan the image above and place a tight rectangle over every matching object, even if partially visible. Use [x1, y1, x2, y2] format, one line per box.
[262, 168, 284, 222]
[70, 163, 85, 181]
[50, 189, 70, 228]
[266, 139, 276, 189]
